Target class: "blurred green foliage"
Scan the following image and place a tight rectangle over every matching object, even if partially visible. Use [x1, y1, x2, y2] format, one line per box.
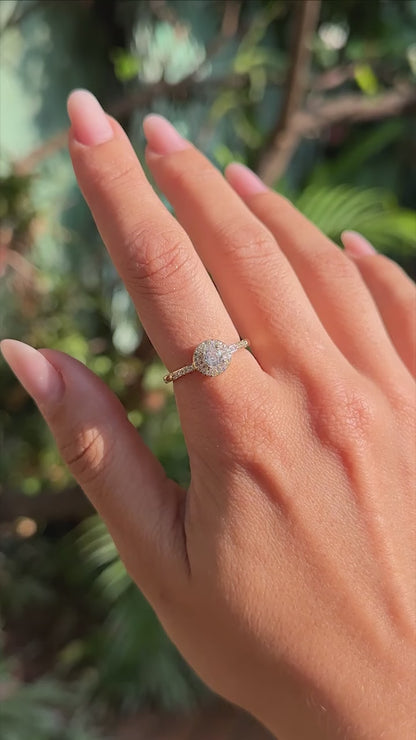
[0, 0, 415, 737]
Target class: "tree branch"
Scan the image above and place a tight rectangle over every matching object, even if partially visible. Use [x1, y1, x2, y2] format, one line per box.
[256, 83, 416, 185]
[13, 75, 416, 183]
[256, 0, 321, 183]
[205, 0, 242, 58]
[14, 73, 248, 174]
[297, 85, 416, 131]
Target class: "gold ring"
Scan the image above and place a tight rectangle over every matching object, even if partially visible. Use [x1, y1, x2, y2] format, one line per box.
[163, 338, 250, 383]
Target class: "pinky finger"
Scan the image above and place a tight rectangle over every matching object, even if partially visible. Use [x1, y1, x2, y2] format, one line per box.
[342, 231, 416, 376]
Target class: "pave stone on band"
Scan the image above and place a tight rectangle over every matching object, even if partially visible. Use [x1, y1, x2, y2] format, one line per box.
[163, 338, 250, 383]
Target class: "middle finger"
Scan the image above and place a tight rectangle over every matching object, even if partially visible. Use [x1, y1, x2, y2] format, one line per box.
[144, 115, 346, 379]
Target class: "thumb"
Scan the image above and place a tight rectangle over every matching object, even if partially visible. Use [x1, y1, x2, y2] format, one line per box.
[1, 340, 188, 602]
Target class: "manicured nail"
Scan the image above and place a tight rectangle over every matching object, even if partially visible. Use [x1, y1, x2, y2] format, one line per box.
[225, 163, 268, 199]
[67, 89, 113, 146]
[1, 340, 64, 406]
[143, 114, 189, 155]
[341, 231, 376, 257]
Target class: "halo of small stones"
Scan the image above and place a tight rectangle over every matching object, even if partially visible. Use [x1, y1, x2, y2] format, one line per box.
[193, 339, 232, 377]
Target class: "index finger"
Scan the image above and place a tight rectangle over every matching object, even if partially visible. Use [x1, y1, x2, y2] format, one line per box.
[67, 91, 255, 413]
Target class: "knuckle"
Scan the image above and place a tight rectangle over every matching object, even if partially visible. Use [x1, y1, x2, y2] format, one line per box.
[374, 254, 406, 280]
[123, 225, 197, 297]
[88, 156, 138, 194]
[372, 255, 415, 295]
[209, 379, 280, 466]
[311, 249, 359, 284]
[165, 156, 217, 192]
[60, 426, 110, 488]
[310, 378, 378, 455]
[215, 217, 276, 262]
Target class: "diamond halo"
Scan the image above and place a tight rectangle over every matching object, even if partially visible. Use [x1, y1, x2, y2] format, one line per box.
[163, 338, 249, 383]
[193, 339, 232, 377]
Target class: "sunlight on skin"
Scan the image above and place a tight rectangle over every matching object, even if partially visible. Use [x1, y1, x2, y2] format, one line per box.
[2, 91, 415, 740]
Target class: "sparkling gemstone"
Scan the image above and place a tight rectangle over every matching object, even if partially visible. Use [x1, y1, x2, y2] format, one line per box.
[204, 345, 229, 367]
[193, 339, 232, 376]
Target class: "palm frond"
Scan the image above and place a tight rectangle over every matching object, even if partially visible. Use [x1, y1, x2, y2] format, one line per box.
[75, 517, 205, 710]
[294, 184, 416, 256]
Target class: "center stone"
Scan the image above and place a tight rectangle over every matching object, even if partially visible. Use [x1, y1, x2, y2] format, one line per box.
[204, 345, 227, 367]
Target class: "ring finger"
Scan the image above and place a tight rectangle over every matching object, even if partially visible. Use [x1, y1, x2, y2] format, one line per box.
[225, 164, 409, 387]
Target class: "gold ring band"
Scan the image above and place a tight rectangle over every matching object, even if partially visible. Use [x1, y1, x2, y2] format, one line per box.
[163, 338, 249, 383]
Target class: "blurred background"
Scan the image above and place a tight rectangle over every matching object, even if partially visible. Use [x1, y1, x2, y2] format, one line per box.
[0, 0, 415, 738]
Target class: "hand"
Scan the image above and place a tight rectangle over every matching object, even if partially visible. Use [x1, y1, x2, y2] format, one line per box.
[2, 90, 415, 740]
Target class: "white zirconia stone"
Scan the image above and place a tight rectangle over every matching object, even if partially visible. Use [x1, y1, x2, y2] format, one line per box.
[204, 345, 226, 367]
[193, 339, 232, 377]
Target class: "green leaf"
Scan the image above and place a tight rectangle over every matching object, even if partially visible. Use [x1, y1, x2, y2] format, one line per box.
[354, 63, 379, 95]
[110, 48, 141, 82]
[294, 184, 416, 255]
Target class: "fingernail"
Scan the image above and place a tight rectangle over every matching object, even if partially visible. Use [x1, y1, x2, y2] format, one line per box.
[143, 114, 189, 155]
[1, 340, 64, 406]
[67, 89, 113, 146]
[341, 231, 376, 257]
[225, 163, 268, 198]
